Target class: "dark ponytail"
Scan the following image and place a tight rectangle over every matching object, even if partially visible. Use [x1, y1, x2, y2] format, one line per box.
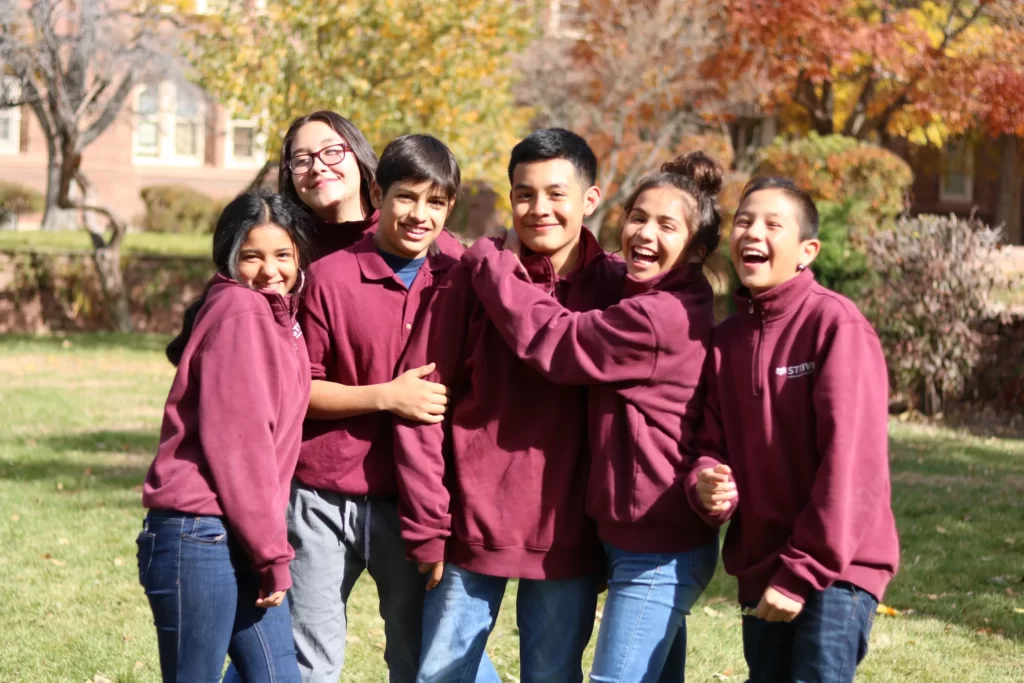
[165, 190, 311, 366]
[620, 151, 724, 264]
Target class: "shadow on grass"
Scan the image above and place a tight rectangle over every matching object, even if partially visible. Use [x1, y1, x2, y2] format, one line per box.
[1, 429, 156, 492]
[0, 332, 172, 355]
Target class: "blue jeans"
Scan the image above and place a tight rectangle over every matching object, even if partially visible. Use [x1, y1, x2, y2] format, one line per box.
[136, 511, 300, 683]
[417, 563, 599, 683]
[742, 582, 877, 683]
[589, 540, 719, 683]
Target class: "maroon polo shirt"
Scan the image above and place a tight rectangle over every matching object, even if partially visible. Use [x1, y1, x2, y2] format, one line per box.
[297, 231, 459, 496]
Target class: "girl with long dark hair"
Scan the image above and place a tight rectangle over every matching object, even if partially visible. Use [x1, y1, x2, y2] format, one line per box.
[138, 190, 311, 682]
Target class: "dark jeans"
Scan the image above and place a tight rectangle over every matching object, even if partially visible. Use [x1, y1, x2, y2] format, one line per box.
[742, 582, 877, 683]
[136, 511, 301, 683]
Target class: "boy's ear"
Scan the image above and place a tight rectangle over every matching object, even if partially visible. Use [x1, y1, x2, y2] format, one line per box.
[799, 238, 821, 270]
[370, 182, 383, 210]
[582, 185, 602, 218]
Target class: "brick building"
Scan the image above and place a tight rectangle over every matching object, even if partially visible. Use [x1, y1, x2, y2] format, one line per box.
[0, 78, 267, 227]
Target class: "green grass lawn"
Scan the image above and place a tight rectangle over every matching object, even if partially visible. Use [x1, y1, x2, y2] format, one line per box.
[0, 334, 1021, 682]
[0, 231, 209, 258]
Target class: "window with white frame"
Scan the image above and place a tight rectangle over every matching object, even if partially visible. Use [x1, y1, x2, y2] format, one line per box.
[132, 82, 205, 166]
[940, 137, 974, 202]
[175, 88, 201, 157]
[225, 116, 267, 168]
[134, 85, 161, 157]
[548, 0, 583, 38]
[0, 79, 24, 155]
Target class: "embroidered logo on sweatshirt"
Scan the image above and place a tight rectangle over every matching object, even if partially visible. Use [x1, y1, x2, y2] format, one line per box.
[292, 322, 303, 339]
[775, 362, 815, 378]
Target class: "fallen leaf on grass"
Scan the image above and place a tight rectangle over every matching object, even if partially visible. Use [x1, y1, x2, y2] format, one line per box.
[134, 661, 145, 670]
[122, 633, 135, 642]
[40, 553, 66, 567]
[712, 668, 734, 680]
[91, 676, 112, 683]
[10, 514, 19, 522]
[368, 628, 384, 637]
[345, 634, 361, 643]
[1007, 587, 1019, 598]
[113, 557, 124, 567]
[935, 526, 948, 534]
[56, 482, 64, 491]
[58, 538, 69, 545]
[927, 594, 939, 601]
[876, 604, 900, 617]
[703, 606, 721, 617]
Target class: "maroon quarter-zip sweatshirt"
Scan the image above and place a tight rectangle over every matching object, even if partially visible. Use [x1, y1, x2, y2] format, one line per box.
[143, 274, 311, 593]
[297, 232, 459, 496]
[464, 240, 717, 554]
[684, 270, 899, 604]
[393, 231, 626, 580]
[309, 210, 465, 262]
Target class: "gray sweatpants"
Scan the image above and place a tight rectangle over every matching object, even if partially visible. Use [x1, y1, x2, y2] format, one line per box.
[287, 481, 425, 683]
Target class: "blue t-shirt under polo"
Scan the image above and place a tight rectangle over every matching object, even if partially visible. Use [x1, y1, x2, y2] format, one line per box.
[378, 249, 426, 289]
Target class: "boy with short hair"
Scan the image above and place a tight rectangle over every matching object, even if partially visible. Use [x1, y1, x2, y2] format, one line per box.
[394, 128, 625, 683]
[686, 177, 900, 683]
[288, 134, 475, 683]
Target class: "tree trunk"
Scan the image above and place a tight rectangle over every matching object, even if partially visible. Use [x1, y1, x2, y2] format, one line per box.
[995, 134, 1022, 245]
[92, 243, 132, 332]
[41, 158, 79, 231]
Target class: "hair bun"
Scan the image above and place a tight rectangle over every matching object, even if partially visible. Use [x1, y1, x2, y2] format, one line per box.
[661, 152, 723, 196]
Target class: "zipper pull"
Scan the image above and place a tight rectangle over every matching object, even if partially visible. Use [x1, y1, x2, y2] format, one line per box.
[748, 301, 754, 314]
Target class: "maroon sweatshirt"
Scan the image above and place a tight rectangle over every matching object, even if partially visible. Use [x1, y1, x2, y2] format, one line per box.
[684, 270, 899, 604]
[393, 231, 625, 579]
[297, 232, 459, 496]
[143, 274, 311, 593]
[309, 209, 465, 262]
[465, 241, 718, 554]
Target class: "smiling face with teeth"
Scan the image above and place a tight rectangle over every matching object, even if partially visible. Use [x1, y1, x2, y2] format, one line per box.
[731, 188, 821, 295]
[510, 159, 601, 276]
[619, 186, 697, 280]
[288, 121, 365, 223]
[371, 179, 454, 259]
[236, 224, 300, 296]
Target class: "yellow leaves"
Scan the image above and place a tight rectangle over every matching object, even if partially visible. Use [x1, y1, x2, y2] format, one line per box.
[877, 603, 901, 617]
[192, 0, 533, 190]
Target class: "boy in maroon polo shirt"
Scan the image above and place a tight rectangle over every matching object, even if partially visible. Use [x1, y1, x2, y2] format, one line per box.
[686, 177, 900, 683]
[394, 129, 625, 683]
[287, 135, 495, 683]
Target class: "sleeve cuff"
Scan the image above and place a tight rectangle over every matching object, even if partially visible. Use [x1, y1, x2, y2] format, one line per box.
[770, 565, 812, 605]
[683, 456, 735, 527]
[259, 561, 293, 595]
[408, 537, 446, 565]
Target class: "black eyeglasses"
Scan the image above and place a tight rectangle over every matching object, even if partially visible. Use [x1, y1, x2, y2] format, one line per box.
[287, 143, 352, 175]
